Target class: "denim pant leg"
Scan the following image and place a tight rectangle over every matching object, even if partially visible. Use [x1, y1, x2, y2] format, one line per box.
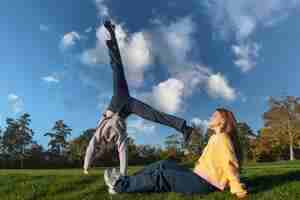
[127, 98, 186, 132]
[114, 160, 179, 193]
[162, 169, 216, 194]
[132, 159, 189, 176]
[114, 160, 216, 194]
[106, 35, 131, 114]
[114, 169, 215, 194]
[114, 171, 157, 193]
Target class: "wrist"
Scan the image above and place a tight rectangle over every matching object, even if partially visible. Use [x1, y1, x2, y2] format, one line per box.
[235, 190, 247, 198]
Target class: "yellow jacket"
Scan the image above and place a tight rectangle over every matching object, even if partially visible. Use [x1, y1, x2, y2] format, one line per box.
[193, 133, 247, 195]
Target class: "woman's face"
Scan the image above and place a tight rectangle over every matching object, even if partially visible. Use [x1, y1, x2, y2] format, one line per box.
[208, 111, 224, 130]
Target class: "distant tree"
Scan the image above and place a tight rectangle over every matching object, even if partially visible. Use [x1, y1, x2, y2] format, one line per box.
[127, 137, 139, 162]
[28, 141, 44, 167]
[0, 127, 4, 160]
[68, 128, 95, 162]
[2, 113, 34, 168]
[163, 133, 184, 160]
[236, 122, 256, 162]
[44, 120, 72, 156]
[164, 133, 182, 152]
[136, 144, 158, 158]
[263, 96, 300, 160]
[188, 121, 205, 155]
[254, 127, 284, 162]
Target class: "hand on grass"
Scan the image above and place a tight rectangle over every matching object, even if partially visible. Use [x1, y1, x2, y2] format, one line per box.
[236, 191, 247, 199]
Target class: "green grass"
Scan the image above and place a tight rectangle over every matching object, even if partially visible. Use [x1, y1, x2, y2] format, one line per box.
[0, 161, 300, 200]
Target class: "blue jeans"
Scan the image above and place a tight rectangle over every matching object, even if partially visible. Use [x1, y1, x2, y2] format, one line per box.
[105, 31, 186, 133]
[114, 159, 217, 194]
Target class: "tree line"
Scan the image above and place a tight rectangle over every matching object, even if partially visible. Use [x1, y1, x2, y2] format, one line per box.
[0, 96, 299, 169]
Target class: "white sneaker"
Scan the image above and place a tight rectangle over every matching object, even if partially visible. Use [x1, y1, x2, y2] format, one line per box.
[104, 168, 121, 194]
[108, 187, 117, 195]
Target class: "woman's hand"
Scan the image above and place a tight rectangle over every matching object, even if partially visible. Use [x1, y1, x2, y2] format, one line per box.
[235, 190, 247, 199]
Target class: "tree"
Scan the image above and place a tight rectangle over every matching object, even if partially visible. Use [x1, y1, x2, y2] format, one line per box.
[68, 128, 95, 162]
[28, 141, 44, 167]
[263, 96, 300, 160]
[236, 122, 256, 162]
[45, 120, 72, 156]
[163, 133, 184, 160]
[2, 113, 34, 168]
[204, 128, 215, 145]
[0, 127, 4, 160]
[254, 127, 285, 161]
[164, 133, 182, 152]
[188, 121, 205, 155]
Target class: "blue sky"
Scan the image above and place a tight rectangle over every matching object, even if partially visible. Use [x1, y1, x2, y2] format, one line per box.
[1, 0, 300, 148]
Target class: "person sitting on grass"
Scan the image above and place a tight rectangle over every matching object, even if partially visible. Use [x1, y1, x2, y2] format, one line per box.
[104, 108, 248, 199]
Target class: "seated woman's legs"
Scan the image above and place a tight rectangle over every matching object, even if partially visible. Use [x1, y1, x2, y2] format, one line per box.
[114, 163, 215, 194]
[133, 159, 189, 176]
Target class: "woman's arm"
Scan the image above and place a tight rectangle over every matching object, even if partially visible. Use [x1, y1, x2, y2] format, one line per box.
[83, 135, 97, 174]
[218, 135, 247, 197]
[117, 136, 128, 176]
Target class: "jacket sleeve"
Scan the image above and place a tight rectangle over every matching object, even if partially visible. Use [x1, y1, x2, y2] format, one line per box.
[117, 136, 128, 176]
[83, 115, 107, 171]
[218, 136, 247, 195]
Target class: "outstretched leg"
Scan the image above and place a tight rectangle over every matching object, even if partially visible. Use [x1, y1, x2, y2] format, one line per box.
[127, 97, 186, 133]
[104, 20, 130, 113]
[133, 159, 189, 176]
[113, 161, 216, 194]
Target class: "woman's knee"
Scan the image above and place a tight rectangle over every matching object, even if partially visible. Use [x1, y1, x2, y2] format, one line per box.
[158, 159, 174, 168]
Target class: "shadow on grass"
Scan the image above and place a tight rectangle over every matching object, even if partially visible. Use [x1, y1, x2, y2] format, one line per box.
[51, 175, 101, 196]
[243, 170, 300, 194]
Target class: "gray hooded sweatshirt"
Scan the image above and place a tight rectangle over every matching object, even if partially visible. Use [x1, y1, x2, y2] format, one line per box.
[84, 112, 128, 175]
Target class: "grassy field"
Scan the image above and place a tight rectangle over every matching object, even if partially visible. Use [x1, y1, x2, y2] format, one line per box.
[0, 161, 300, 200]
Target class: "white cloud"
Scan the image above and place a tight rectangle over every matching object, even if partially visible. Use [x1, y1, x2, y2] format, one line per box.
[81, 47, 108, 66]
[81, 22, 153, 88]
[122, 32, 152, 87]
[85, 27, 93, 33]
[42, 75, 60, 83]
[8, 93, 24, 114]
[174, 64, 212, 96]
[191, 117, 209, 132]
[151, 16, 196, 72]
[205, 0, 300, 39]
[60, 31, 81, 51]
[206, 73, 237, 101]
[147, 64, 237, 110]
[95, 0, 109, 17]
[148, 17, 238, 104]
[204, 0, 300, 71]
[236, 16, 256, 40]
[232, 42, 261, 72]
[192, 118, 209, 127]
[128, 118, 156, 135]
[151, 78, 185, 114]
[40, 24, 50, 32]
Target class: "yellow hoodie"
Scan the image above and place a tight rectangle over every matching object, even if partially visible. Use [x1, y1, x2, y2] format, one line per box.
[193, 133, 247, 195]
